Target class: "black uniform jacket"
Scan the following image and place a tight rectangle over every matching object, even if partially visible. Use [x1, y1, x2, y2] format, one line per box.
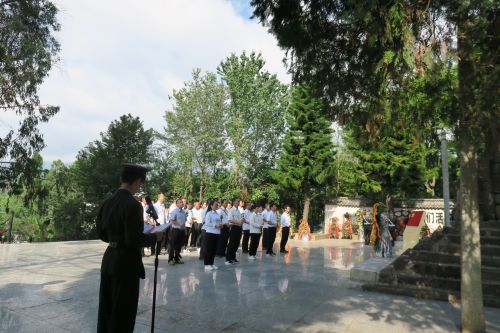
[97, 188, 156, 279]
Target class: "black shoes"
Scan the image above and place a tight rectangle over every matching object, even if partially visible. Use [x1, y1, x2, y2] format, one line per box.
[280, 250, 289, 254]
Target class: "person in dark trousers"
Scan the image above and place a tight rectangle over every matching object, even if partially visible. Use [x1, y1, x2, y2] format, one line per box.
[241, 201, 252, 253]
[204, 200, 222, 271]
[191, 200, 203, 248]
[249, 205, 263, 259]
[261, 203, 270, 251]
[266, 204, 278, 256]
[168, 199, 186, 265]
[97, 164, 163, 333]
[216, 199, 230, 257]
[280, 205, 291, 253]
[225, 197, 242, 265]
[198, 202, 208, 260]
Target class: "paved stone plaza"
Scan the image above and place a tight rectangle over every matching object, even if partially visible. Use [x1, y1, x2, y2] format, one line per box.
[1, 239, 499, 333]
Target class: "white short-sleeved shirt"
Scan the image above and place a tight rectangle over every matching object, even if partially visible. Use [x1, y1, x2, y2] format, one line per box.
[185, 209, 193, 227]
[242, 208, 252, 231]
[268, 211, 278, 228]
[192, 207, 203, 224]
[217, 207, 229, 225]
[281, 212, 291, 227]
[250, 212, 264, 234]
[170, 207, 187, 230]
[205, 210, 221, 234]
[262, 209, 270, 228]
[229, 206, 242, 226]
[153, 202, 167, 225]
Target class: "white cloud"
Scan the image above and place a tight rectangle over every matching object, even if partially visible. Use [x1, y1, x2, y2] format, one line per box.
[38, 0, 289, 164]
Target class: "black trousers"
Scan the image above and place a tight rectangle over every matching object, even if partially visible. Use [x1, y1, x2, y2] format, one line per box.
[184, 226, 192, 248]
[216, 226, 230, 256]
[204, 232, 219, 266]
[169, 228, 183, 261]
[97, 273, 140, 333]
[241, 230, 250, 253]
[226, 225, 242, 261]
[191, 222, 202, 247]
[266, 227, 277, 254]
[262, 228, 269, 249]
[249, 233, 261, 256]
[280, 226, 290, 251]
[199, 229, 206, 260]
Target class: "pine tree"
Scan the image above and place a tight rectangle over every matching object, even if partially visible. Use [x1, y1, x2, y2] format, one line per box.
[272, 85, 336, 224]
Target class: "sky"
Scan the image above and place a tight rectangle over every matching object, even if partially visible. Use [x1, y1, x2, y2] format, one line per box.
[32, 0, 289, 165]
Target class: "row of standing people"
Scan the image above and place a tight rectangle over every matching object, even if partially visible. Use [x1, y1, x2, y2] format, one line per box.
[199, 198, 292, 271]
[141, 194, 292, 270]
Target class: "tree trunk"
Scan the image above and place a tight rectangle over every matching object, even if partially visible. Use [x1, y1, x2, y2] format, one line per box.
[385, 193, 393, 212]
[459, 135, 485, 333]
[199, 173, 205, 202]
[457, 5, 486, 331]
[302, 196, 311, 223]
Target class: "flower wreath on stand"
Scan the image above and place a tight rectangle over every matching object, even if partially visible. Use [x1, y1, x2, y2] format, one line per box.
[328, 217, 340, 239]
[297, 220, 311, 240]
[354, 210, 364, 235]
[342, 213, 353, 239]
[369, 203, 383, 253]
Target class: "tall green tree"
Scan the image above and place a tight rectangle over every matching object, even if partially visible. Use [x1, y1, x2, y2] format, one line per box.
[74, 114, 153, 236]
[161, 69, 227, 201]
[218, 51, 289, 196]
[0, 0, 60, 193]
[272, 85, 336, 223]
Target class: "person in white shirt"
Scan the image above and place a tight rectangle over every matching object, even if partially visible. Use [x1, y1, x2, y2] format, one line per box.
[249, 205, 264, 259]
[168, 199, 186, 265]
[203, 200, 222, 271]
[183, 202, 193, 251]
[225, 197, 243, 265]
[241, 201, 253, 253]
[153, 193, 168, 253]
[262, 203, 271, 251]
[266, 204, 278, 256]
[191, 200, 203, 248]
[216, 199, 230, 257]
[280, 205, 292, 253]
[199, 201, 209, 260]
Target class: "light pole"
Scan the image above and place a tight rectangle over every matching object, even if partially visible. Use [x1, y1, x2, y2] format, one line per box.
[440, 130, 451, 228]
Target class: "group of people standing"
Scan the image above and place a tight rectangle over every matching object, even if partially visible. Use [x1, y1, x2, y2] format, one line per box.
[141, 194, 293, 271]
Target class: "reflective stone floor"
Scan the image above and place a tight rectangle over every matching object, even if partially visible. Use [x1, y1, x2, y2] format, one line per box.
[1, 239, 499, 333]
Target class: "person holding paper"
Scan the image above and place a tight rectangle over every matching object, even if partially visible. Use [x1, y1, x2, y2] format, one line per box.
[97, 164, 163, 333]
[241, 201, 253, 253]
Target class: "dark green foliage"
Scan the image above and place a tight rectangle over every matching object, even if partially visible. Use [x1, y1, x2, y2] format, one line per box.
[74, 114, 154, 204]
[272, 85, 336, 220]
[0, 0, 60, 193]
[72, 114, 154, 238]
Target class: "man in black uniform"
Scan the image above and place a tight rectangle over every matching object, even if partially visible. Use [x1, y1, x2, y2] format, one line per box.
[97, 164, 163, 333]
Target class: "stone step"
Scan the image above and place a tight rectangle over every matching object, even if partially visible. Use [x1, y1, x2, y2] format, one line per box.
[436, 243, 500, 256]
[394, 274, 500, 295]
[445, 233, 500, 246]
[409, 260, 500, 280]
[481, 228, 500, 238]
[480, 220, 500, 229]
[408, 250, 500, 267]
[362, 283, 500, 308]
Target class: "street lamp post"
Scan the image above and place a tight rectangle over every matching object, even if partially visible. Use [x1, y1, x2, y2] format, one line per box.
[440, 130, 451, 228]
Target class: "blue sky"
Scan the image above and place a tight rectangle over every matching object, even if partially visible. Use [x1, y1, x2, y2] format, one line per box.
[30, 0, 289, 165]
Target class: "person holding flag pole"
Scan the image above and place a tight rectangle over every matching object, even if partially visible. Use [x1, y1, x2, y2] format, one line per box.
[96, 164, 163, 333]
